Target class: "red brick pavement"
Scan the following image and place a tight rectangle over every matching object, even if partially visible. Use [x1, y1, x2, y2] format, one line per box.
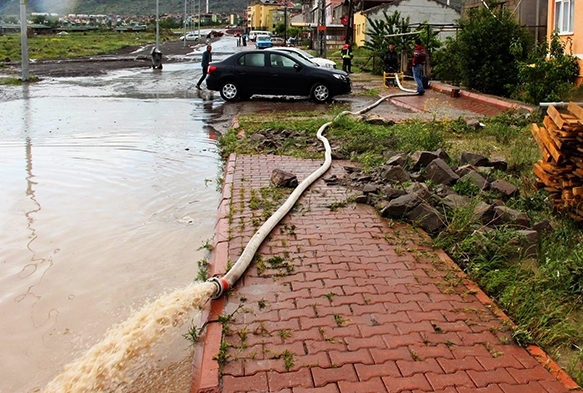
[191, 154, 579, 393]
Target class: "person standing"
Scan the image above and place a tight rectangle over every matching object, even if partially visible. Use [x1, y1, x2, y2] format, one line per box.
[412, 38, 427, 95]
[196, 45, 212, 90]
[341, 44, 353, 73]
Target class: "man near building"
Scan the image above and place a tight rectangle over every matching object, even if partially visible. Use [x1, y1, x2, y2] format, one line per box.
[196, 45, 213, 90]
[341, 43, 353, 73]
[412, 38, 427, 95]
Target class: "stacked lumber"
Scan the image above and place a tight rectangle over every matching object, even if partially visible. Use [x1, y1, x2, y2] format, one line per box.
[531, 102, 583, 221]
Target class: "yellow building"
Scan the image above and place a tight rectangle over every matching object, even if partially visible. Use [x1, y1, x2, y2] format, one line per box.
[353, 11, 367, 47]
[547, 0, 582, 85]
[247, 0, 280, 31]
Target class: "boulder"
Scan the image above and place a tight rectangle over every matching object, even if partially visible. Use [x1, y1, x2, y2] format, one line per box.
[410, 151, 439, 171]
[381, 193, 422, 218]
[406, 203, 445, 233]
[423, 158, 460, 186]
[406, 182, 431, 200]
[460, 151, 489, 166]
[271, 169, 298, 188]
[459, 170, 489, 190]
[381, 165, 411, 183]
[512, 230, 539, 258]
[442, 194, 470, 210]
[386, 153, 409, 168]
[488, 157, 508, 171]
[363, 183, 379, 195]
[383, 186, 407, 200]
[490, 179, 519, 198]
[491, 206, 530, 228]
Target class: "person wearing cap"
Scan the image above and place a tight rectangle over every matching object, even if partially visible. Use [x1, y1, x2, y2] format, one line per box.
[341, 43, 353, 73]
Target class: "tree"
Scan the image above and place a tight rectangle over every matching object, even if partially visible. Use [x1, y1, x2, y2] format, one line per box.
[362, 10, 411, 74]
[433, 1, 532, 97]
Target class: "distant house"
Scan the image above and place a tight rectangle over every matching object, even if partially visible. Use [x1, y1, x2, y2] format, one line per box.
[353, 0, 461, 47]
[547, 0, 582, 85]
[247, 0, 280, 31]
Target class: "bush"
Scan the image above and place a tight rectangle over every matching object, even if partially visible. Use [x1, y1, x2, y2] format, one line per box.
[432, 2, 532, 97]
[512, 32, 579, 104]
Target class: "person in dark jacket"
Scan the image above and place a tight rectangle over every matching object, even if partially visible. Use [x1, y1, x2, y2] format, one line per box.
[196, 45, 213, 89]
[341, 43, 353, 73]
[383, 43, 399, 73]
[412, 38, 427, 95]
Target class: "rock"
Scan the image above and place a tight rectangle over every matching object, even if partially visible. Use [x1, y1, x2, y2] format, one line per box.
[406, 182, 431, 200]
[433, 184, 456, 197]
[460, 151, 489, 166]
[442, 194, 470, 210]
[423, 158, 460, 186]
[362, 113, 394, 125]
[532, 219, 553, 234]
[459, 170, 489, 190]
[386, 153, 409, 167]
[466, 119, 484, 129]
[434, 148, 451, 163]
[513, 230, 539, 257]
[363, 183, 379, 194]
[491, 206, 530, 228]
[354, 195, 369, 204]
[271, 169, 298, 188]
[406, 203, 445, 233]
[383, 186, 407, 200]
[488, 157, 508, 171]
[344, 166, 361, 174]
[381, 165, 411, 183]
[249, 132, 266, 142]
[381, 193, 422, 218]
[455, 164, 478, 177]
[473, 202, 493, 223]
[410, 151, 439, 171]
[490, 179, 519, 198]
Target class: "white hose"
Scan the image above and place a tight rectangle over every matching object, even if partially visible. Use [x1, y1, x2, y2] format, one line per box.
[209, 79, 418, 298]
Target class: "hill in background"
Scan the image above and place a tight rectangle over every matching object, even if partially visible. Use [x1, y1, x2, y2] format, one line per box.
[0, 0, 247, 17]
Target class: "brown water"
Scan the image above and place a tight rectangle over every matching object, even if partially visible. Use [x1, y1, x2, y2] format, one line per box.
[0, 75, 222, 393]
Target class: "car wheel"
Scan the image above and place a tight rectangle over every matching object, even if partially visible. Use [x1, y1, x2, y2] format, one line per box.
[310, 82, 331, 103]
[220, 81, 240, 102]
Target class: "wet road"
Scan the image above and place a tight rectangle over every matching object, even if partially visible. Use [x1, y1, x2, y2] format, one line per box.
[0, 47, 231, 392]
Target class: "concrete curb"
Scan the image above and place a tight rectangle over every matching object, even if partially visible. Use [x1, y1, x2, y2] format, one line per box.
[430, 81, 536, 113]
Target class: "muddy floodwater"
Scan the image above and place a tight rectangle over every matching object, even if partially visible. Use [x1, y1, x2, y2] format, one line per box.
[0, 63, 225, 392]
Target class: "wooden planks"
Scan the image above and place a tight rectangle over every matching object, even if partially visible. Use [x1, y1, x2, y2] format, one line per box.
[532, 103, 583, 221]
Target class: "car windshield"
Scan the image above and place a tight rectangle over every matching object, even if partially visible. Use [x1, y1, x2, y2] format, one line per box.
[257, 35, 270, 41]
[292, 48, 314, 59]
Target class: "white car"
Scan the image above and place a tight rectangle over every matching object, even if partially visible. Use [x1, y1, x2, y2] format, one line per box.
[272, 47, 337, 69]
[180, 32, 200, 41]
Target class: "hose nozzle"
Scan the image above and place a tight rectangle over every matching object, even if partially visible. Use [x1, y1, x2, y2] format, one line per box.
[207, 276, 229, 299]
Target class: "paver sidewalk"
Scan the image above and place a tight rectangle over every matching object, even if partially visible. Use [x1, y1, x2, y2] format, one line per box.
[192, 153, 579, 393]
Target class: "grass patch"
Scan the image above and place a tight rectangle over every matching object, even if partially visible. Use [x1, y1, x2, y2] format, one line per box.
[0, 30, 170, 61]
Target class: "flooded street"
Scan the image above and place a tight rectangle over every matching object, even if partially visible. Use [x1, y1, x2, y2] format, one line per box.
[0, 59, 225, 392]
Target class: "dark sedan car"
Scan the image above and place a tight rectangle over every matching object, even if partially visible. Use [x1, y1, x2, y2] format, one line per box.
[205, 50, 351, 103]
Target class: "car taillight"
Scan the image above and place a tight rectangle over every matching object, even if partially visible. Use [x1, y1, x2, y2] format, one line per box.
[208, 65, 217, 74]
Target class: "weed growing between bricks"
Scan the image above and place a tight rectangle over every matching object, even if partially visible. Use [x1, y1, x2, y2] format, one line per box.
[218, 108, 583, 385]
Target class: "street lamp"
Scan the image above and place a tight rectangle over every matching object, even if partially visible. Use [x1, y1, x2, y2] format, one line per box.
[20, 0, 29, 81]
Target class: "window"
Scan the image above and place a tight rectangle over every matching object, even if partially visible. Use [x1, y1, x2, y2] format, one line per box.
[270, 54, 296, 68]
[238, 53, 265, 67]
[555, 0, 574, 33]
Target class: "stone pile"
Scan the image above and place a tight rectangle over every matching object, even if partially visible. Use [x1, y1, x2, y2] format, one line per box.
[531, 103, 583, 222]
[324, 149, 551, 257]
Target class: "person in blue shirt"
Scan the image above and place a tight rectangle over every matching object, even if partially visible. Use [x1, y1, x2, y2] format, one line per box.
[196, 45, 213, 90]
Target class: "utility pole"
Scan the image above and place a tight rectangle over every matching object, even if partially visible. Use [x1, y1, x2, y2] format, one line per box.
[20, 0, 29, 81]
[344, 0, 353, 44]
[155, 0, 160, 50]
[317, 0, 326, 58]
[183, 0, 187, 47]
[283, 6, 287, 42]
[198, 0, 201, 38]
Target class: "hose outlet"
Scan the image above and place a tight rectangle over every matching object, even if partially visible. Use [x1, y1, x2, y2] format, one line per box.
[208, 276, 229, 300]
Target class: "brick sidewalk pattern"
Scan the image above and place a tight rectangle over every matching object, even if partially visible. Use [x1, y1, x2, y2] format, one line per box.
[193, 153, 578, 393]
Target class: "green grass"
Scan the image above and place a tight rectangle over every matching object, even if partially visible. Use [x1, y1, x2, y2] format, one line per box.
[0, 31, 169, 62]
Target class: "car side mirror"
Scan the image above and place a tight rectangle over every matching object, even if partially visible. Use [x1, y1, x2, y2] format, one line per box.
[293, 63, 302, 71]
